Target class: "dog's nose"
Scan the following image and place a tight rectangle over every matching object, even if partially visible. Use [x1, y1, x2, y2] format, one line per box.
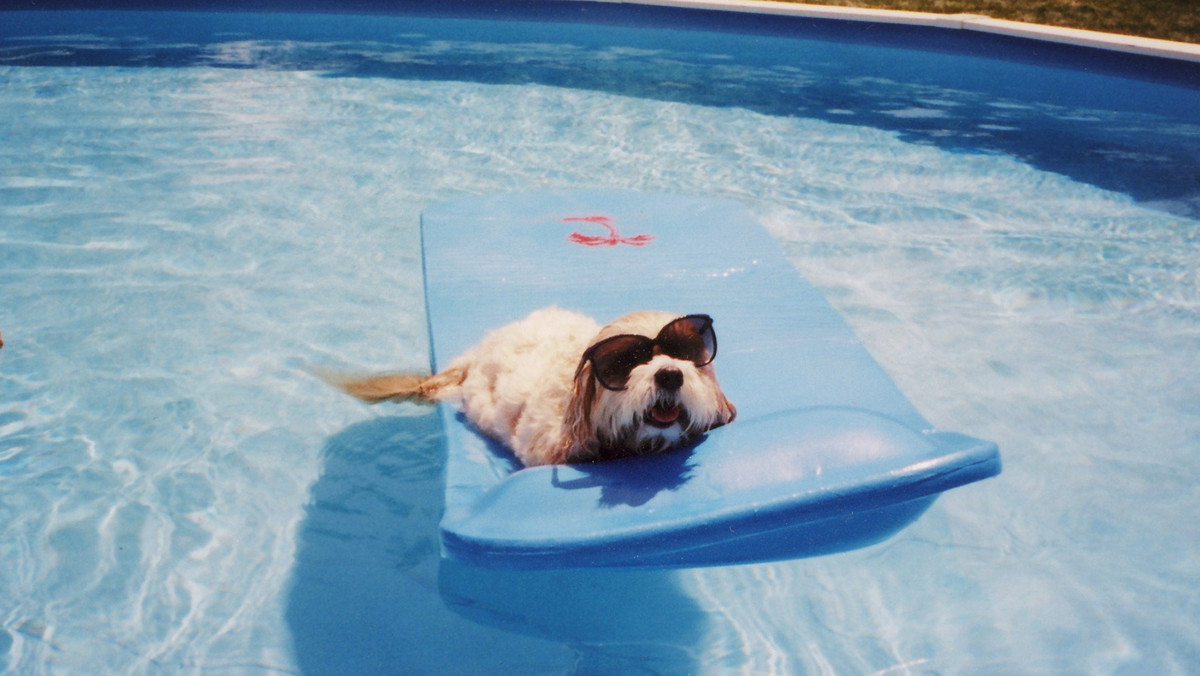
[655, 367, 683, 391]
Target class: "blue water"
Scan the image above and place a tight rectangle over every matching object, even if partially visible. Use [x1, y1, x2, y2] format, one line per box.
[2, 7, 1199, 675]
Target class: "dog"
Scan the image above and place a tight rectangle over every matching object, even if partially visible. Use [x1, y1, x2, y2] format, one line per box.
[334, 307, 737, 467]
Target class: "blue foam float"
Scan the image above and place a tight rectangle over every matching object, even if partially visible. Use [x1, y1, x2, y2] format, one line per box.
[420, 190, 999, 569]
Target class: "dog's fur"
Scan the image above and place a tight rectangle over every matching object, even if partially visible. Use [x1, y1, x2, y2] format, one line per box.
[334, 307, 736, 467]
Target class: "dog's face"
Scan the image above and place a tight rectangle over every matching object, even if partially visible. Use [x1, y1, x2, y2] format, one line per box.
[566, 311, 737, 462]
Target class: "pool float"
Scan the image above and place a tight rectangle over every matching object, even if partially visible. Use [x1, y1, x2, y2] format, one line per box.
[422, 190, 1000, 569]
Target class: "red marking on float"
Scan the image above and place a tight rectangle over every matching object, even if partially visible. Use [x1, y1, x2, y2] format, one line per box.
[565, 215, 654, 247]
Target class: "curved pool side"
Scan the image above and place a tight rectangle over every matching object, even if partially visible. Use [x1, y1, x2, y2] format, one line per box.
[623, 0, 1200, 63]
[15, 0, 1200, 63]
[8, 1, 1199, 215]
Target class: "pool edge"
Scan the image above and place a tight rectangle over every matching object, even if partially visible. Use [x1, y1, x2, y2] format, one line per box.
[595, 0, 1200, 63]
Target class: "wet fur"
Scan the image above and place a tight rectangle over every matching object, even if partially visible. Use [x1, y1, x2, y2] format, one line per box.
[333, 307, 736, 467]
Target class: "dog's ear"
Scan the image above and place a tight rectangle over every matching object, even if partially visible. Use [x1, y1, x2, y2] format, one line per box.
[563, 360, 597, 460]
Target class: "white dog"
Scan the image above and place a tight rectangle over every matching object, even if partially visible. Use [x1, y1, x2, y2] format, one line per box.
[336, 307, 737, 467]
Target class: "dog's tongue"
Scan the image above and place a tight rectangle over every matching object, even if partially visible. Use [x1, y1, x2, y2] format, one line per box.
[650, 403, 681, 425]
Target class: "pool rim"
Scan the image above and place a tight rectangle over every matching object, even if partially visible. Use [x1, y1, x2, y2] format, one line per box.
[7, 1, 1200, 65]
[585, 0, 1200, 64]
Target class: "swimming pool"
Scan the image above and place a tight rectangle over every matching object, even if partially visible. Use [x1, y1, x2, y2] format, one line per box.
[1, 3, 1198, 673]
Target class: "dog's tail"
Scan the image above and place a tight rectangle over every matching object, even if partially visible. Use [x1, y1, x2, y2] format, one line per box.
[326, 367, 465, 404]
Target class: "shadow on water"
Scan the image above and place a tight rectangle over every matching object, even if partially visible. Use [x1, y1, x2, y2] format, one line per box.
[550, 445, 697, 509]
[286, 411, 707, 675]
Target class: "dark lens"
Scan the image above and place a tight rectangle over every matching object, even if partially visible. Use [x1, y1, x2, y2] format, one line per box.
[657, 315, 716, 366]
[588, 335, 654, 390]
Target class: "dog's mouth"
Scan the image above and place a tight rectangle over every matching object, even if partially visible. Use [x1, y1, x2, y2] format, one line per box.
[645, 401, 688, 429]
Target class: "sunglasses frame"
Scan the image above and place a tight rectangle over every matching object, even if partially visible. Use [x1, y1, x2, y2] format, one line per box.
[577, 314, 717, 391]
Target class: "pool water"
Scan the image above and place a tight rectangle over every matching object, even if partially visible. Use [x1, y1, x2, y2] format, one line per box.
[2, 7, 1199, 675]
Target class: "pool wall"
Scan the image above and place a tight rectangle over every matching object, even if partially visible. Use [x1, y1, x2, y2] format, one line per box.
[623, 0, 1200, 63]
[7, 1, 1198, 214]
[14, 0, 1200, 84]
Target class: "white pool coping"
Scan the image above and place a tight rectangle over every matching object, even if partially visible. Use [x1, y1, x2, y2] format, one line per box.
[597, 0, 1200, 64]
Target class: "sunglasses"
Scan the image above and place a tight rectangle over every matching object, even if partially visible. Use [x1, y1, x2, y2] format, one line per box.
[578, 314, 717, 391]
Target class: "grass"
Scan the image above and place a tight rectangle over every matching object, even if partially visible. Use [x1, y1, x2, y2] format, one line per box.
[776, 0, 1200, 44]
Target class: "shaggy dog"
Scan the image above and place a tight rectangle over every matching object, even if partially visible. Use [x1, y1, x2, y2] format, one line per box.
[335, 307, 737, 467]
